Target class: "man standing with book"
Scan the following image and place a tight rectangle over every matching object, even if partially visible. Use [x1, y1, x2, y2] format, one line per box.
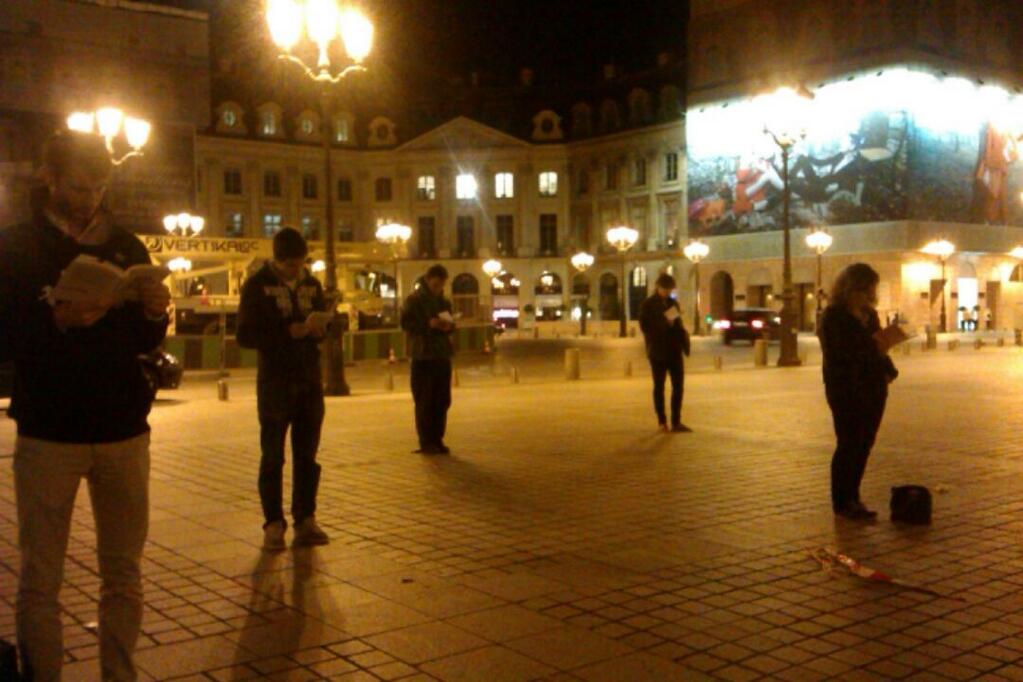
[237, 228, 330, 551]
[639, 273, 691, 432]
[0, 130, 171, 681]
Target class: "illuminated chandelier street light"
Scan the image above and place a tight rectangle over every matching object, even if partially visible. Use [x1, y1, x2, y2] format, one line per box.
[163, 212, 205, 237]
[267, 0, 374, 396]
[67, 107, 151, 165]
[606, 225, 639, 338]
[570, 251, 595, 336]
[759, 84, 814, 367]
[922, 238, 955, 333]
[805, 228, 833, 317]
[482, 259, 503, 323]
[311, 259, 326, 273]
[375, 220, 412, 318]
[683, 239, 710, 335]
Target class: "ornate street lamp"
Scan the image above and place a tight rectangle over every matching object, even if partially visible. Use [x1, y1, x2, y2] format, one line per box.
[67, 107, 151, 165]
[805, 228, 833, 318]
[482, 259, 503, 324]
[163, 212, 205, 237]
[683, 239, 710, 335]
[922, 238, 955, 333]
[758, 85, 814, 367]
[167, 257, 193, 297]
[375, 220, 412, 323]
[266, 0, 373, 396]
[570, 251, 595, 336]
[606, 225, 639, 338]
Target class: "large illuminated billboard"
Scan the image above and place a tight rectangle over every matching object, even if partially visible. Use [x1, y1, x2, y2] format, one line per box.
[686, 68, 1023, 236]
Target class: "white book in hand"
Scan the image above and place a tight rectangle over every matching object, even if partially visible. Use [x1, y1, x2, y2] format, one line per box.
[49, 254, 170, 306]
[664, 306, 680, 323]
[879, 323, 911, 347]
[438, 311, 454, 323]
[305, 311, 334, 333]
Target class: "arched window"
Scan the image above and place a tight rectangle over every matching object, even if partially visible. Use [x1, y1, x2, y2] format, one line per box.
[600, 100, 621, 132]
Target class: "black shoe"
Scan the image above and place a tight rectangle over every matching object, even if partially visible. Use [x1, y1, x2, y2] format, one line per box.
[419, 445, 443, 455]
[436, 442, 450, 454]
[835, 502, 877, 520]
[671, 423, 692, 433]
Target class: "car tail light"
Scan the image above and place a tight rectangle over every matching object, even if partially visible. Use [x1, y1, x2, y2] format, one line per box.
[751, 319, 765, 330]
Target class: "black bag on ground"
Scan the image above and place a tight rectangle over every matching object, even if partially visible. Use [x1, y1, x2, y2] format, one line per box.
[890, 485, 932, 524]
[0, 638, 19, 681]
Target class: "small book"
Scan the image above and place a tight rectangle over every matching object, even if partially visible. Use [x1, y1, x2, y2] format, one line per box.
[438, 311, 454, 323]
[664, 306, 680, 323]
[49, 254, 170, 306]
[305, 311, 334, 333]
[878, 323, 912, 348]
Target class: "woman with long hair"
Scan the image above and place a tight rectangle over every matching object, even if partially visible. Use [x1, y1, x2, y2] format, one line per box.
[818, 263, 900, 519]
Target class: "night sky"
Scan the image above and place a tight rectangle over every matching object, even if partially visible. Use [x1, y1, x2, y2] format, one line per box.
[142, 0, 689, 86]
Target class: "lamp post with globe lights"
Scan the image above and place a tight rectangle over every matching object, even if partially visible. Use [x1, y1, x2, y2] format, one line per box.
[163, 212, 205, 237]
[805, 228, 833, 318]
[375, 220, 412, 324]
[606, 226, 639, 338]
[570, 251, 595, 336]
[758, 85, 814, 366]
[682, 239, 709, 335]
[67, 107, 151, 165]
[922, 239, 955, 333]
[482, 258, 503, 324]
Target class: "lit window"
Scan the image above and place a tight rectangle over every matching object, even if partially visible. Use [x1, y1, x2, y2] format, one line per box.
[456, 173, 478, 200]
[301, 118, 314, 135]
[222, 110, 237, 127]
[262, 213, 282, 237]
[335, 116, 349, 143]
[417, 175, 436, 201]
[260, 111, 277, 136]
[538, 171, 558, 197]
[225, 213, 244, 237]
[494, 172, 514, 199]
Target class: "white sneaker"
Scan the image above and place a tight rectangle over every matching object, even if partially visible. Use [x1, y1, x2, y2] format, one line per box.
[293, 516, 329, 546]
[262, 520, 286, 552]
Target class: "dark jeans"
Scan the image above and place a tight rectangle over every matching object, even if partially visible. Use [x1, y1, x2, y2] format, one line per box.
[257, 380, 324, 526]
[649, 356, 684, 426]
[411, 358, 452, 449]
[828, 393, 887, 510]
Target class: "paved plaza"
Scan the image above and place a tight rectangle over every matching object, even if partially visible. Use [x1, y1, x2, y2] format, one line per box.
[2, 342, 1023, 680]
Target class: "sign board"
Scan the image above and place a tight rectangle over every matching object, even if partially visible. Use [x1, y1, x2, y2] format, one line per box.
[143, 236, 270, 260]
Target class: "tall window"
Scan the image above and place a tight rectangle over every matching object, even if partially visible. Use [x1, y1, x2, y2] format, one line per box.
[456, 216, 475, 257]
[664, 152, 679, 181]
[417, 216, 436, 258]
[260, 111, 277, 136]
[301, 216, 319, 239]
[300, 118, 315, 136]
[494, 172, 514, 199]
[335, 116, 350, 143]
[605, 163, 618, 190]
[337, 220, 354, 242]
[456, 174, 478, 200]
[496, 215, 515, 256]
[375, 177, 393, 202]
[224, 168, 242, 195]
[538, 171, 558, 197]
[225, 213, 244, 237]
[417, 175, 436, 201]
[302, 174, 318, 199]
[634, 159, 647, 186]
[337, 178, 353, 201]
[262, 213, 282, 237]
[263, 171, 282, 198]
[539, 214, 558, 255]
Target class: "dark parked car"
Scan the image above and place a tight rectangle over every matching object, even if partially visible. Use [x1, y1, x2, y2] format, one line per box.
[140, 349, 183, 395]
[716, 308, 782, 345]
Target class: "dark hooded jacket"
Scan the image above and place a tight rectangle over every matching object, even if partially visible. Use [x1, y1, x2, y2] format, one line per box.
[818, 304, 898, 407]
[639, 293, 690, 361]
[400, 278, 454, 361]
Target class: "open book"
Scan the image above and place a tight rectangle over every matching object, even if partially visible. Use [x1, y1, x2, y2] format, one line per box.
[304, 311, 334, 334]
[48, 254, 170, 306]
[664, 306, 680, 323]
[876, 323, 913, 351]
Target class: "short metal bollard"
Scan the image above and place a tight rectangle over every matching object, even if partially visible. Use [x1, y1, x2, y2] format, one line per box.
[997, 337, 1006, 347]
[511, 366, 520, 384]
[1016, 329, 1022, 346]
[217, 379, 229, 401]
[973, 338, 984, 350]
[624, 360, 633, 377]
[947, 339, 958, 351]
[713, 356, 723, 371]
[565, 348, 581, 381]
[451, 368, 460, 387]
[753, 339, 768, 367]
[926, 330, 937, 350]
[385, 371, 394, 391]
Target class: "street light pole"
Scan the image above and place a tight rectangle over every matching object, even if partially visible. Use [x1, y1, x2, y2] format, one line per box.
[805, 228, 833, 325]
[606, 226, 639, 339]
[570, 251, 595, 337]
[777, 144, 801, 366]
[376, 221, 412, 325]
[683, 239, 709, 336]
[939, 256, 947, 333]
[922, 239, 955, 334]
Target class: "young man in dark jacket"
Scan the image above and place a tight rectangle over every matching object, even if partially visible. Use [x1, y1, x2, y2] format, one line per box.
[0, 131, 170, 681]
[237, 228, 330, 550]
[400, 264, 455, 454]
[638, 273, 691, 432]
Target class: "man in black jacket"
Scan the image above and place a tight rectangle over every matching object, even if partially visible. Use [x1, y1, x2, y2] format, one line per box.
[638, 273, 691, 432]
[0, 131, 170, 681]
[400, 265, 455, 455]
[237, 228, 330, 550]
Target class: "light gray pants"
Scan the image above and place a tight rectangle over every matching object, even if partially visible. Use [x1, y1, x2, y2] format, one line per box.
[14, 433, 150, 682]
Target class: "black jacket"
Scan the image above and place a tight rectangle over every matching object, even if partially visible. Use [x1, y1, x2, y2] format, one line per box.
[639, 294, 690, 361]
[237, 262, 326, 387]
[819, 304, 897, 406]
[0, 215, 168, 443]
[400, 279, 454, 361]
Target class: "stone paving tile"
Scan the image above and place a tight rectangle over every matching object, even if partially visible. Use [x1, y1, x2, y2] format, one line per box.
[3, 351, 1023, 679]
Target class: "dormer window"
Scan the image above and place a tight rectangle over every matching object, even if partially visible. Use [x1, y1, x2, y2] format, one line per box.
[215, 102, 246, 135]
[301, 118, 314, 135]
[335, 115, 351, 143]
[261, 111, 277, 136]
[223, 110, 237, 127]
